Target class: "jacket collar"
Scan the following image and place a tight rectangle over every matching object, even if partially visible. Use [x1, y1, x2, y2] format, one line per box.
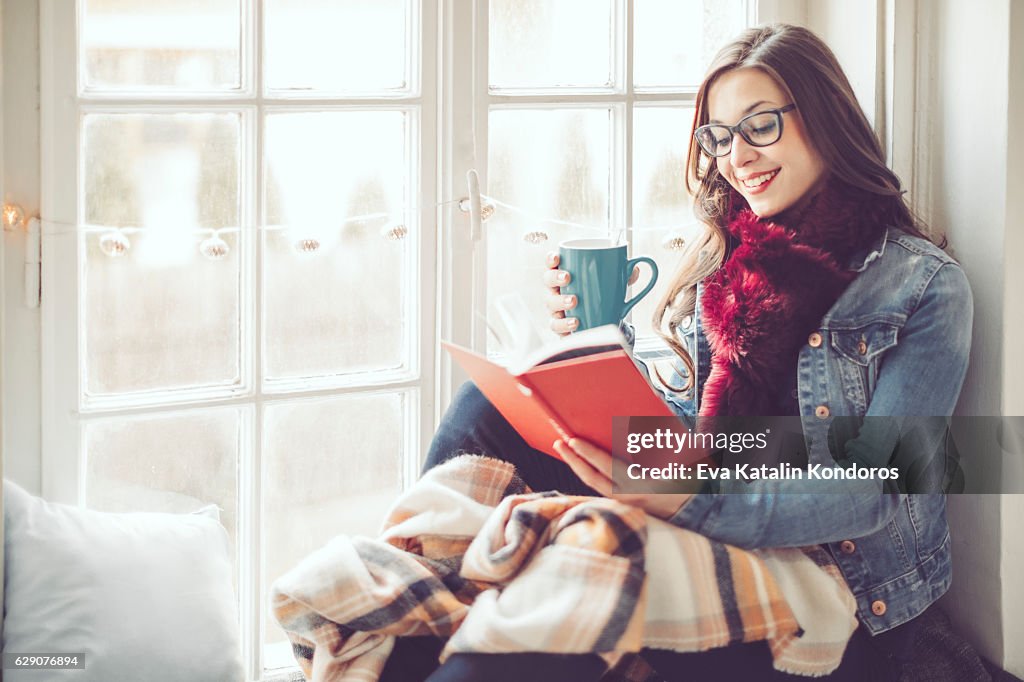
[847, 227, 889, 272]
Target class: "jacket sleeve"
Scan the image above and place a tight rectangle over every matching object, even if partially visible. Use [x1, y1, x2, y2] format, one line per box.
[666, 262, 974, 549]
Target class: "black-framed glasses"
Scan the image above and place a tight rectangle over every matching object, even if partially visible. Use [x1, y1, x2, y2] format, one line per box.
[694, 104, 797, 157]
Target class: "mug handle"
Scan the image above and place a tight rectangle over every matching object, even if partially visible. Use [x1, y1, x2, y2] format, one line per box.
[621, 256, 659, 318]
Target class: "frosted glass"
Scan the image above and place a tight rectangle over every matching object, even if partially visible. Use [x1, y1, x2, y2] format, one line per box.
[262, 392, 406, 649]
[633, 0, 747, 89]
[264, 0, 411, 94]
[487, 108, 611, 352]
[81, 0, 241, 91]
[84, 409, 241, 555]
[82, 113, 241, 398]
[490, 0, 614, 90]
[263, 111, 411, 382]
[631, 106, 699, 339]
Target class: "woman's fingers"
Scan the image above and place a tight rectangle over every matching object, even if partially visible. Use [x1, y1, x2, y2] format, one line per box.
[628, 264, 640, 285]
[566, 438, 614, 478]
[546, 293, 577, 313]
[544, 253, 575, 336]
[555, 439, 695, 518]
[549, 316, 579, 334]
[543, 269, 571, 289]
[554, 440, 610, 496]
[554, 438, 615, 494]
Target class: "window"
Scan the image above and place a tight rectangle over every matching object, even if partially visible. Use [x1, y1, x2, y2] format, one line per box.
[40, 1, 747, 678]
[42, 1, 436, 676]
[477, 0, 747, 352]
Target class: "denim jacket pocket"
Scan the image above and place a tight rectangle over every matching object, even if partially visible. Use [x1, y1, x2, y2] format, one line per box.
[829, 320, 902, 413]
[906, 494, 948, 561]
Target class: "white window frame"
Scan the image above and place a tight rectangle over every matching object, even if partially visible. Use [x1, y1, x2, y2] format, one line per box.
[40, 1, 439, 678]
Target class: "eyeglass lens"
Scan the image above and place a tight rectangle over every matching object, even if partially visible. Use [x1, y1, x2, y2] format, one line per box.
[696, 111, 783, 157]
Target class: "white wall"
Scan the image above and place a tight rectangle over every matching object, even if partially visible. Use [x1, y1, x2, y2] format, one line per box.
[913, 0, 1021, 674]
[806, 0, 880, 130]
[1, 0, 41, 495]
[999, 0, 1024, 675]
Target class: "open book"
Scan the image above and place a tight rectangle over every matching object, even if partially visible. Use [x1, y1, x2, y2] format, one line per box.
[443, 325, 676, 461]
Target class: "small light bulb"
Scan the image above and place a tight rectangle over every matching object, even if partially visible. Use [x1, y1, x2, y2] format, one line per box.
[99, 230, 131, 257]
[380, 222, 408, 241]
[200, 232, 230, 260]
[2, 203, 25, 230]
[523, 230, 549, 245]
[293, 237, 321, 254]
[458, 198, 496, 222]
[661, 234, 687, 252]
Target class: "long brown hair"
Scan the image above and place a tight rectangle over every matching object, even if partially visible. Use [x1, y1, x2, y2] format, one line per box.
[654, 23, 938, 394]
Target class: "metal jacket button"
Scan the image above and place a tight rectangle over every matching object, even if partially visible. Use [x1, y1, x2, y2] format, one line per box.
[815, 405, 830, 419]
[808, 332, 823, 348]
[857, 340, 868, 355]
[840, 540, 856, 554]
[871, 600, 887, 616]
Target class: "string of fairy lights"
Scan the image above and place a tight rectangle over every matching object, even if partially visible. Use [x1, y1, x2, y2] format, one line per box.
[2, 186, 698, 261]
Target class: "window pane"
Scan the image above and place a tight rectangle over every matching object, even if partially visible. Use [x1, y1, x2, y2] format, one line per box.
[262, 392, 407, 658]
[490, 0, 614, 90]
[633, 0, 746, 89]
[81, 0, 242, 91]
[264, 0, 412, 95]
[263, 111, 411, 382]
[82, 113, 242, 398]
[631, 106, 699, 339]
[84, 408, 241, 557]
[487, 108, 612, 351]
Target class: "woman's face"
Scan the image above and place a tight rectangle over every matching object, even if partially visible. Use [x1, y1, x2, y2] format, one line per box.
[707, 67, 827, 218]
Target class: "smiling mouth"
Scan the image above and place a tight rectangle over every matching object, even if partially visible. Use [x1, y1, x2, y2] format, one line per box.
[740, 169, 780, 190]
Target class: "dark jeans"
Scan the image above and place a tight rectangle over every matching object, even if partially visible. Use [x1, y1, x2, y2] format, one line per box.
[380, 382, 908, 682]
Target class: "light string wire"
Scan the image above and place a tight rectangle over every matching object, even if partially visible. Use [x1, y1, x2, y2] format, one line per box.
[480, 195, 700, 236]
[28, 193, 700, 239]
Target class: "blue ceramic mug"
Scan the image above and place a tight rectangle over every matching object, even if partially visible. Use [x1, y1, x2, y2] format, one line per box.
[558, 238, 659, 331]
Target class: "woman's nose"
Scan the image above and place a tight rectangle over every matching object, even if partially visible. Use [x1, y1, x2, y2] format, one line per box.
[729, 134, 758, 168]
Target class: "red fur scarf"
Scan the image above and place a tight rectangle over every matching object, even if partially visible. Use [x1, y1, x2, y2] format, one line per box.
[698, 183, 888, 416]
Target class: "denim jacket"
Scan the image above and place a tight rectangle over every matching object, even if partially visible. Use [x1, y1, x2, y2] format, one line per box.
[655, 228, 974, 634]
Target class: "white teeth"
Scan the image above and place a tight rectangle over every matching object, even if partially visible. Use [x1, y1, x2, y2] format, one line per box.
[742, 170, 779, 188]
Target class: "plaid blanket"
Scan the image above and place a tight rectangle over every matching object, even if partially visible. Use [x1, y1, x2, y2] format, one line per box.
[272, 455, 857, 681]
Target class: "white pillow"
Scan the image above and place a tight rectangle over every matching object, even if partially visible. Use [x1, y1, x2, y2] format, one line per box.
[2, 479, 244, 682]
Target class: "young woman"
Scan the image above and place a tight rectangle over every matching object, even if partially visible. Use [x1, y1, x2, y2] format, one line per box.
[381, 23, 973, 682]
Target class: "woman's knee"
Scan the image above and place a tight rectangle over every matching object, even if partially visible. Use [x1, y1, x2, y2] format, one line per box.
[424, 381, 513, 471]
[448, 381, 494, 420]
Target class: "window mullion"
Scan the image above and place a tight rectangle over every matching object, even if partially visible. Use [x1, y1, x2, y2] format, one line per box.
[416, 0, 439, 468]
[623, 0, 634, 247]
[40, 0, 84, 505]
[437, 0, 486, 415]
[245, 0, 264, 677]
[470, 0, 490, 354]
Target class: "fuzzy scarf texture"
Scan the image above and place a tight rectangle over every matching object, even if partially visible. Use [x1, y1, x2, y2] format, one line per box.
[699, 183, 887, 417]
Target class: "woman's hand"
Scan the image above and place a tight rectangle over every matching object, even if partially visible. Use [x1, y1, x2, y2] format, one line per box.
[543, 252, 578, 336]
[543, 252, 641, 337]
[553, 437, 693, 520]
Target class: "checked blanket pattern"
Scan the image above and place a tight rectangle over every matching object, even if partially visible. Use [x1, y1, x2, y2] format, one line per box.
[272, 455, 858, 681]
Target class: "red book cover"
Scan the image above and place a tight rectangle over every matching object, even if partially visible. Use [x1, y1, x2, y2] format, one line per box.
[442, 341, 676, 460]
